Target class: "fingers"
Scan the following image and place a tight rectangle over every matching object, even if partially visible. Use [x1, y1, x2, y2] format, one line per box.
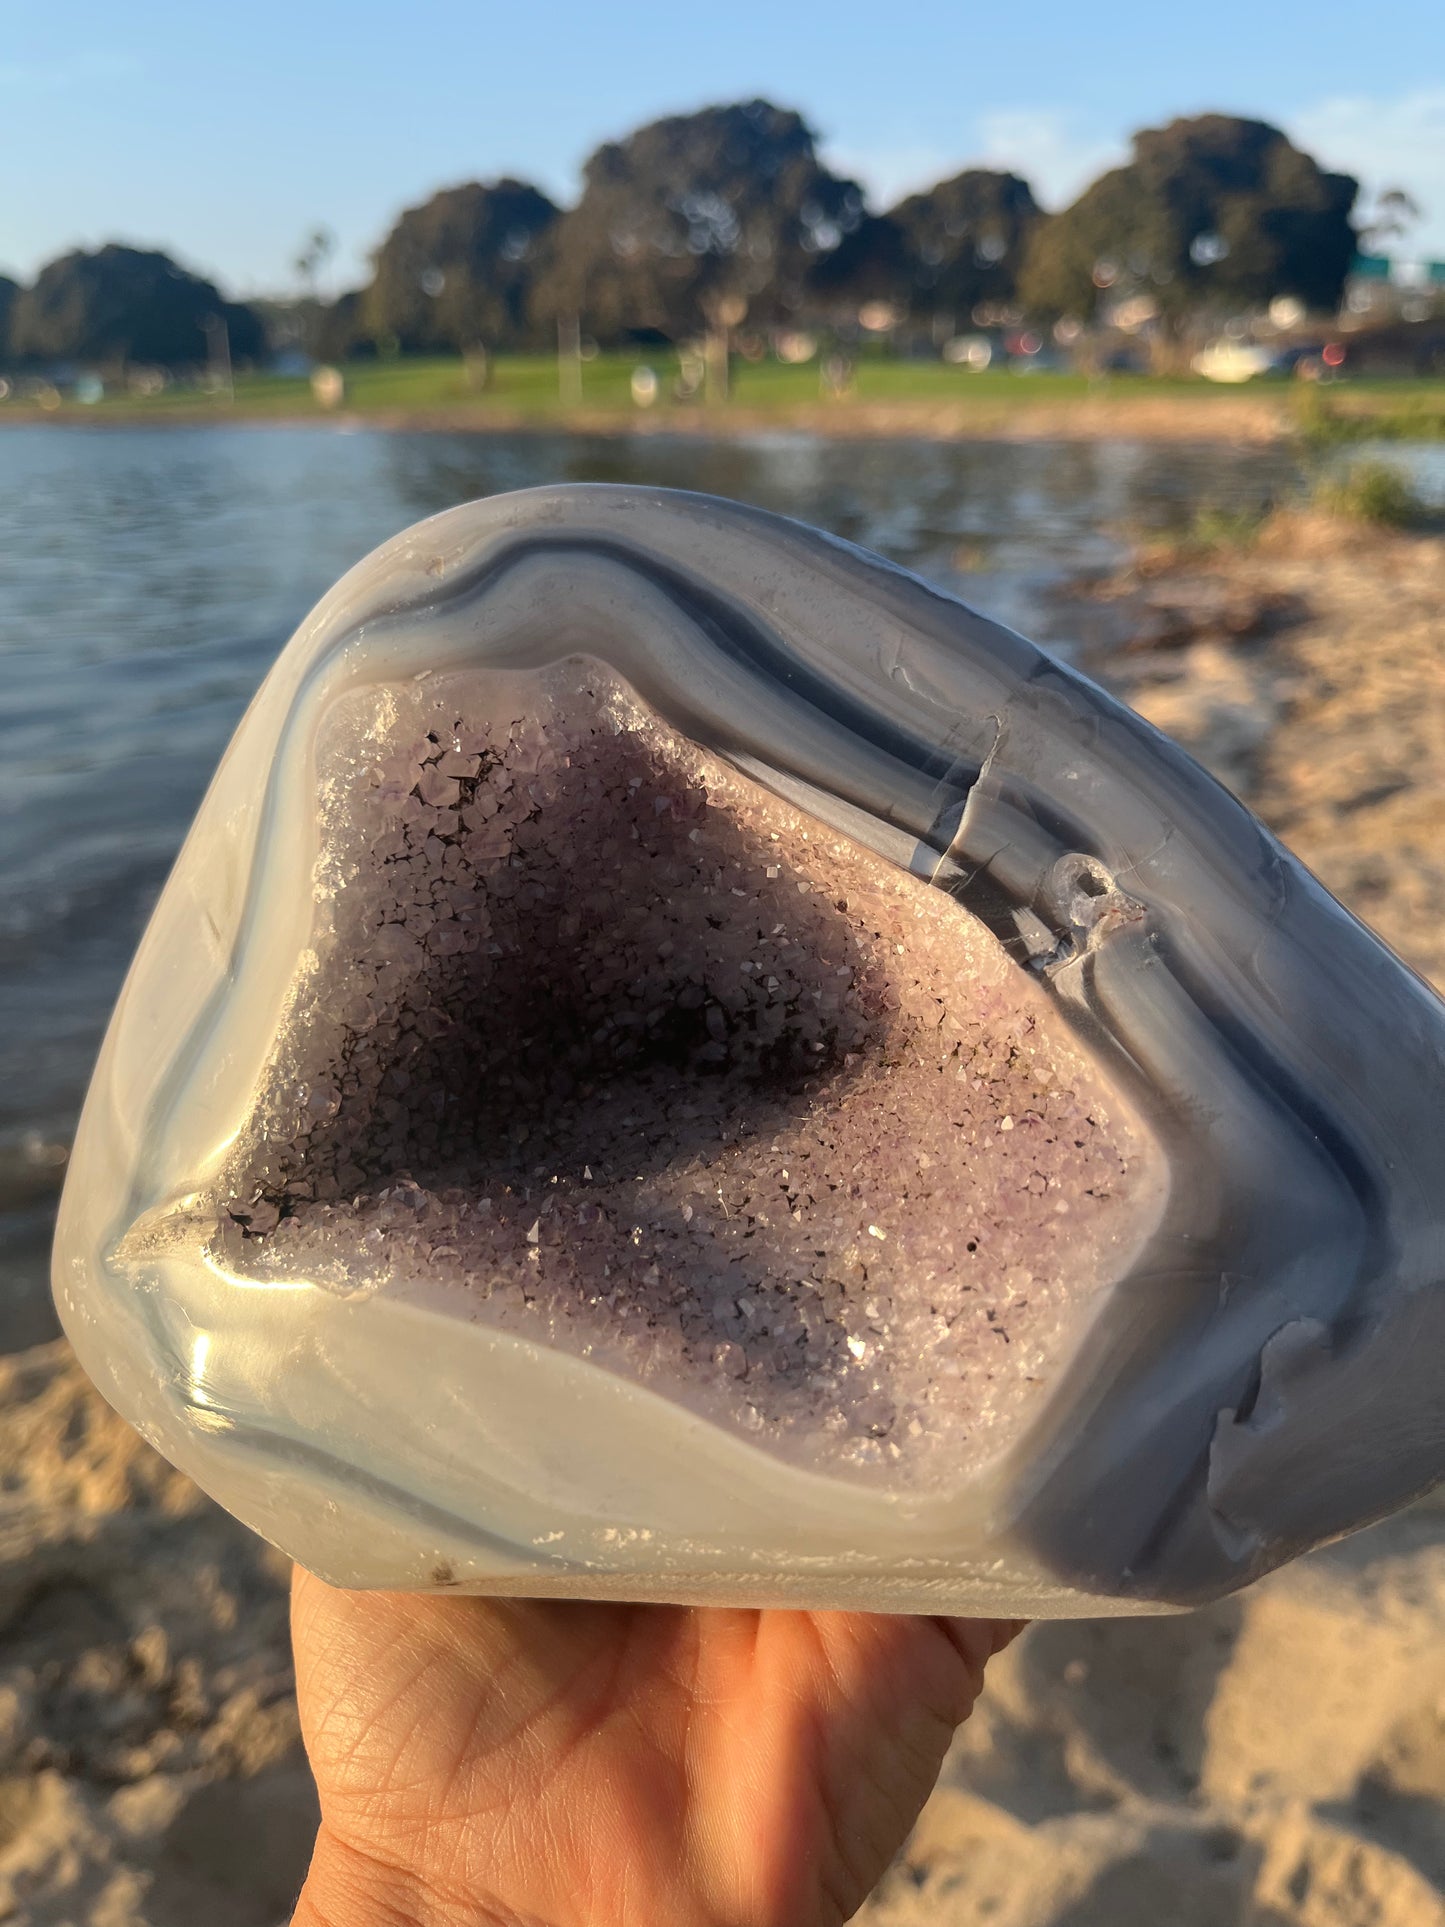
[933, 1614, 1028, 1662]
[926, 1614, 1028, 1711]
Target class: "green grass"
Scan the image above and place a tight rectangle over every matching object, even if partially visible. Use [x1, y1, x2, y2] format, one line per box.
[1148, 457, 1435, 549]
[8, 351, 1445, 435]
[70, 353, 1142, 417]
[1183, 502, 1272, 551]
[1294, 382, 1445, 445]
[1310, 458, 1429, 526]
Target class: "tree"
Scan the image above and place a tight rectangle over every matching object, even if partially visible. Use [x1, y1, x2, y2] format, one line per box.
[11, 245, 263, 368]
[888, 170, 1040, 320]
[363, 181, 558, 352]
[1359, 186, 1422, 252]
[314, 288, 371, 362]
[806, 213, 910, 320]
[294, 225, 337, 299]
[1018, 116, 1357, 323]
[531, 99, 865, 340]
[0, 275, 18, 364]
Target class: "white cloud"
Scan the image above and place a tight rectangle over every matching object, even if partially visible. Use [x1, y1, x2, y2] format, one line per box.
[822, 142, 963, 209]
[1290, 88, 1445, 257]
[829, 112, 1125, 215]
[974, 111, 1125, 210]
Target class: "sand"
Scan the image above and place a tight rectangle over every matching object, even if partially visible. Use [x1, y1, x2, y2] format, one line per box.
[3, 516, 1442, 1925]
[0, 1344, 311, 1925]
[865, 1494, 1445, 1927]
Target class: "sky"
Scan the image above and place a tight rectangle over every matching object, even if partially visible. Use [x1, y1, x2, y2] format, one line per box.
[3, 0, 1442, 297]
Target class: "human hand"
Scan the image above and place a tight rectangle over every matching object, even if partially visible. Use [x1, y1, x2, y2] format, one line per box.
[289, 1568, 1020, 1927]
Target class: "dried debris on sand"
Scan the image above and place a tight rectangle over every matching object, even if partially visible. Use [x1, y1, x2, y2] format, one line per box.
[2, 513, 1442, 1927]
[1071, 510, 1445, 988]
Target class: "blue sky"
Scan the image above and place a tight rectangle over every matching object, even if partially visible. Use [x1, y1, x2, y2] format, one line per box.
[3, 0, 1442, 295]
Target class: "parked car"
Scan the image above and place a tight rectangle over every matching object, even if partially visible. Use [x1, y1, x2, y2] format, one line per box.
[1190, 340, 1280, 383]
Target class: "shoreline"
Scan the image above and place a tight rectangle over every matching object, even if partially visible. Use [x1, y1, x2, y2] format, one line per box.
[0, 395, 1330, 445]
[6, 356, 1440, 446]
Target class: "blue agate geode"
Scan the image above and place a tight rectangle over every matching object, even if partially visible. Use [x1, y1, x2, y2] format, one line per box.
[52, 485, 1445, 1615]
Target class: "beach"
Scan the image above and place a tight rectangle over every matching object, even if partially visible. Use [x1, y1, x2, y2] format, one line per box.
[0, 437, 1441, 1923]
[862, 512, 1445, 1927]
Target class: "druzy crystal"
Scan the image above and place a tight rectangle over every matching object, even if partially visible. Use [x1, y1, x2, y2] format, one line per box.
[53, 486, 1445, 1615]
[220, 674, 1161, 1488]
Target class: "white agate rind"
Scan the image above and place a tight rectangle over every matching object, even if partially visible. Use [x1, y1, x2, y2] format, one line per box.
[53, 485, 1445, 1616]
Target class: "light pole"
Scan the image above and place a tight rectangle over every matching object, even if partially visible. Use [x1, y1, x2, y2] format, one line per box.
[703, 291, 747, 404]
[202, 312, 234, 402]
[557, 313, 583, 407]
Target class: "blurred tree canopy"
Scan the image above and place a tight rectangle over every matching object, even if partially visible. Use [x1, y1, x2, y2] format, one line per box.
[0, 275, 17, 362]
[7, 103, 1382, 377]
[1019, 116, 1357, 323]
[806, 212, 910, 317]
[889, 170, 1040, 319]
[362, 180, 559, 351]
[10, 246, 263, 367]
[313, 288, 368, 362]
[531, 99, 865, 338]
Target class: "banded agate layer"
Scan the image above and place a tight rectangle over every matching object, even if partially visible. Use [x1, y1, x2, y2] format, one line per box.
[53, 485, 1445, 1615]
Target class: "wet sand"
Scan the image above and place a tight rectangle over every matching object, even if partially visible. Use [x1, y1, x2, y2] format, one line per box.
[2, 516, 1442, 1925]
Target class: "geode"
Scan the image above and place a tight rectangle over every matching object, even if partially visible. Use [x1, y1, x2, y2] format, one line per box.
[52, 485, 1445, 1615]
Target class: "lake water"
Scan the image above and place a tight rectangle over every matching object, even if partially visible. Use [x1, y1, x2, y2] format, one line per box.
[0, 423, 1433, 1344]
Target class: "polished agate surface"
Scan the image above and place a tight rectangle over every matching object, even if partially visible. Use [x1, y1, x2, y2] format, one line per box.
[53, 485, 1445, 1615]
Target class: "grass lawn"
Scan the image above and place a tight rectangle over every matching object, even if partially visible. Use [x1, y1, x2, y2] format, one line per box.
[7, 352, 1445, 437]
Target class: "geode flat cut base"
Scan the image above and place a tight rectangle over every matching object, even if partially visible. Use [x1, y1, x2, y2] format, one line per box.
[53, 485, 1445, 1615]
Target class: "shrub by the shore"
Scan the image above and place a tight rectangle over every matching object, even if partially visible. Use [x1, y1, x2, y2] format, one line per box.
[1310, 458, 1427, 528]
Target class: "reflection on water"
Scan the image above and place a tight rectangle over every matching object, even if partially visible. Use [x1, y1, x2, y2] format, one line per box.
[0, 422, 1341, 1339]
[380, 430, 1302, 627]
[1350, 439, 1445, 504]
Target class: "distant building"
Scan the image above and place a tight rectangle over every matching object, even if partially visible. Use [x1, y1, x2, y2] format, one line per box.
[1343, 254, 1445, 326]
